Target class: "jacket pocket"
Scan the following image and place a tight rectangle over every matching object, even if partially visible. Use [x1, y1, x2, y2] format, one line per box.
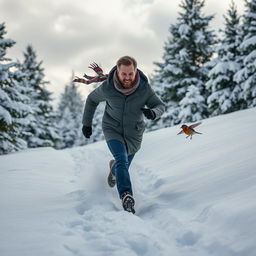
[135, 121, 146, 131]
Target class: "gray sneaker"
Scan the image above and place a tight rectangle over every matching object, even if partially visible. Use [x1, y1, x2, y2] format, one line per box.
[108, 160, 116, 187]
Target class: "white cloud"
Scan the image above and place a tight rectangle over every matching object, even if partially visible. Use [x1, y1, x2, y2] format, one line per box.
[0, 0, 245, 104]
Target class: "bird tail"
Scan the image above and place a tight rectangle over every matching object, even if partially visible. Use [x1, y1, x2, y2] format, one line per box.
[195, 131, 202, 134]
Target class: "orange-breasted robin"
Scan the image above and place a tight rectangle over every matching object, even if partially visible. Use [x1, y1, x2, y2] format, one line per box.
[177, 122, 202, 140]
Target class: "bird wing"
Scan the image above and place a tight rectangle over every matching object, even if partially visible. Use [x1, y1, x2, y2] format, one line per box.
[89, 62, 103, 76]
[177, 130, 184, 135]
[190, 122, 202, 129]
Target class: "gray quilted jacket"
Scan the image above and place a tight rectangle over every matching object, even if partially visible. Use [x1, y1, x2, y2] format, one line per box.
[82, 66, 165, 154]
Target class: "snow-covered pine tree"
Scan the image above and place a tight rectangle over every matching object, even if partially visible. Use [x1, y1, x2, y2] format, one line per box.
[0, 23, 32, 154]
[149, 0, 216, 129]
[21, 45, 59, 148]
[206, 0, 242, 116]
[179, 84, 206, 122]
[12, 61, 34, 140]
[56, 73, 84, 149]
[234, 0, 256, 108]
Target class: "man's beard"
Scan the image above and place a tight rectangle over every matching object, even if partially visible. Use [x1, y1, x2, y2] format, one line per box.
[122, 79, 133, 88]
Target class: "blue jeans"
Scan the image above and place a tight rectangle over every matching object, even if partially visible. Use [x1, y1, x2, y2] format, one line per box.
[107, 140, 135, 198]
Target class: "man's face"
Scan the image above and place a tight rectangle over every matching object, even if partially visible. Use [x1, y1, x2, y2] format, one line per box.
[117, 64, 136, 88]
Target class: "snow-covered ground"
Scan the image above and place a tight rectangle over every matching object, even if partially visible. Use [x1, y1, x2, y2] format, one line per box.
[1, 108, 256, 256]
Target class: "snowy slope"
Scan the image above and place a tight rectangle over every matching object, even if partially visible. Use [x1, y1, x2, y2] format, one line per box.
[1, 108, 256, 256]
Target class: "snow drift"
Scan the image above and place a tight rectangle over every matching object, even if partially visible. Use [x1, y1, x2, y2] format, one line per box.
[1, 108, 256, 256]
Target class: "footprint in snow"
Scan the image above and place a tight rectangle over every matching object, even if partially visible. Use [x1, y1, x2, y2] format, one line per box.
[176, 231, 201, 246]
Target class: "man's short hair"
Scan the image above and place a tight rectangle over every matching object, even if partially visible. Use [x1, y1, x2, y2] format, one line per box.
[117, 56, 137, 69]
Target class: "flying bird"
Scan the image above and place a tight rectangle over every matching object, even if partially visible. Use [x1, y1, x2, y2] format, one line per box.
[177, 122, 202, 139]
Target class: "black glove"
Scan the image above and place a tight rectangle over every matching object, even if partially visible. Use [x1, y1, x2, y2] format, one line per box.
[82, 125, 92, 138]
[141, 108, 156, 120]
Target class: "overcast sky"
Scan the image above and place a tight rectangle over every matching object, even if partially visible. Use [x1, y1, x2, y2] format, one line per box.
[1, 0, 245, 102]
